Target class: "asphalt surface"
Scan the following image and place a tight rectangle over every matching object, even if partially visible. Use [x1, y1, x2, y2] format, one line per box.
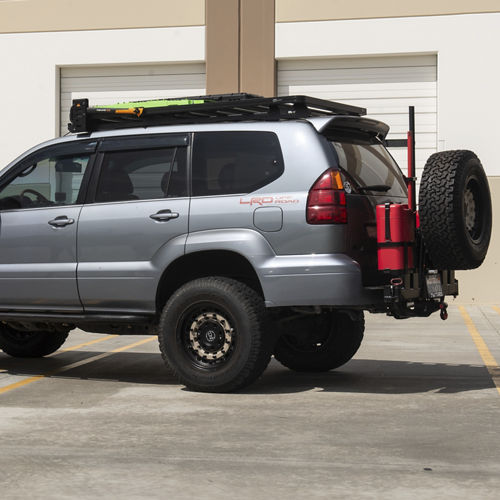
[0, 305, 499, 499]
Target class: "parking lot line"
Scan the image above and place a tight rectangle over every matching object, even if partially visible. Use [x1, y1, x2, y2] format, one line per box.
[492, 305, 500, 316]
[0, 336, 157, 396]
[459, 306, 500, 396]
[58, 334, 118, 354]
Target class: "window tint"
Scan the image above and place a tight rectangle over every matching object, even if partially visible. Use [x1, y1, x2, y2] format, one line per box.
[0, 154, 90, 210]
[192, 131, 284, 196]
[332, 140, 407, 197]
[95, 147, 187, 203]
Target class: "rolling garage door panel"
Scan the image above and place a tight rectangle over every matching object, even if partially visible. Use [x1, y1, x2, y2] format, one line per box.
[278, 55, 437, 179]
[60, 63, 206, 136]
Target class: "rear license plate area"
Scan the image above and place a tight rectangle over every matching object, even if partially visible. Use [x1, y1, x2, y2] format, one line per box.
[426, 273, 443, 298]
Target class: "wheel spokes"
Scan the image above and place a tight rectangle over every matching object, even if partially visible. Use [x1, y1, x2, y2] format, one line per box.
[186, 309, 235, 366]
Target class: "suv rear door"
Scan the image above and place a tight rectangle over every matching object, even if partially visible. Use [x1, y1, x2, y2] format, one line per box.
[77, 134, 190, 314]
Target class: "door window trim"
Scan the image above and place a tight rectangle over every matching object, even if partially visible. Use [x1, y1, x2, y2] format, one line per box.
[97, 133, 189, 152]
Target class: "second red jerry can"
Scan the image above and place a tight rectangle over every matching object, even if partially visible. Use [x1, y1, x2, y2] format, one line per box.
[376, 203, 415, 271]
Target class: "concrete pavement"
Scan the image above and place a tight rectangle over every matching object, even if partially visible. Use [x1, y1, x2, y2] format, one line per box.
[0, 305, 499, 499]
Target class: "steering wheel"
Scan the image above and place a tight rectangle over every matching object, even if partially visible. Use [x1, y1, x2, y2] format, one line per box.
[20, 188, 50, 204]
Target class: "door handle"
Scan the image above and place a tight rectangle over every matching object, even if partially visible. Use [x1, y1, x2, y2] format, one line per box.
[48, 216, 75, 228]
[149, 209, 179, 222]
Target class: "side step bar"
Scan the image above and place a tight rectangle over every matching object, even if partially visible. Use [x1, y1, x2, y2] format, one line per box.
[0, 312, 154, 324]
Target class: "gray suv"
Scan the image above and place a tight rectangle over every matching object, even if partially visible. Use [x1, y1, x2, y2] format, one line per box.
[0, 95, 491, 392]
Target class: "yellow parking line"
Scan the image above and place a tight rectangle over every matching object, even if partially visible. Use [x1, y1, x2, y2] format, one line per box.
[0, 334, 117, 377]
[109, 337, 156, 353]
[459, 306, 500, 396]
[58, 334, 118, 353]
[0, 374, 46, 394]
[492, 306, 500, 316]
[0, 336, 156, 396]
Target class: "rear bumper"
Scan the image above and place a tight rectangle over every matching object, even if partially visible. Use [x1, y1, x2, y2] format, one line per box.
[258, 253, 383, 307]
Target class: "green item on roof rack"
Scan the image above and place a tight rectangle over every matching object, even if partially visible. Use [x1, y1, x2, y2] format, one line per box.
[94, 98, 205, 109]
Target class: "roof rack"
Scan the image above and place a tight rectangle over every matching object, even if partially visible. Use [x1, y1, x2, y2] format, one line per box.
[68, 93, 366, 133]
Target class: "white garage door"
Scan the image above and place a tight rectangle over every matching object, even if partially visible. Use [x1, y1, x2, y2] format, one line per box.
[277, 55, 437, 180]
[60, 63, 206, 136]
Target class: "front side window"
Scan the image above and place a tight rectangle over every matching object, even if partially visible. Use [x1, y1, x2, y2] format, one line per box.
[192, 131, 284, 196]
[95, 147, 187, 203]
[0, 154, 90, 210]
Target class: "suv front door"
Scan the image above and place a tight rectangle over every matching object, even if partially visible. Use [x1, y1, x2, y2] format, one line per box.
[0, 142, 96, 311]
[77, 134, 190, 314]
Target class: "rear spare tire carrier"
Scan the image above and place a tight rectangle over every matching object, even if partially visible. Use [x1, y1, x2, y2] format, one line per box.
[418, 150, 491, 270]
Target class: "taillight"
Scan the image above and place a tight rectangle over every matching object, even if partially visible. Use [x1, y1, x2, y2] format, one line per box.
[306, 168, 347, 224]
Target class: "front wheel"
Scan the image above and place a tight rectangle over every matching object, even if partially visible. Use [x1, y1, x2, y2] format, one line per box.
[273, 311, 364, 372]
[0, 325, 69, 357]
[158, 277, 272, 393]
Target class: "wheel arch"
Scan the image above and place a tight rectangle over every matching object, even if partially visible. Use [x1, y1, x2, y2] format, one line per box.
[155, 249, 264, 313]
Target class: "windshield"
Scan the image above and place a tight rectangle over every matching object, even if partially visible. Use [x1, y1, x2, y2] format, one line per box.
[331, 140, 407, 197]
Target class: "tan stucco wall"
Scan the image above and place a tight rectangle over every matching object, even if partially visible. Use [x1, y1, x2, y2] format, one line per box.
[276, 0, 500, 22]
[3, 0, 499, 33]
[455, 176, 500, 304]
[0, 0, 205, 33]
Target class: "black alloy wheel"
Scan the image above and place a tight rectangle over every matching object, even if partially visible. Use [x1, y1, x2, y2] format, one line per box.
[180, 305, 236, 369]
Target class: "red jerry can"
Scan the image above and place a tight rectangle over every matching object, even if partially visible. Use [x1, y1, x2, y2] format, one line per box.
[376, 203, 415, 271]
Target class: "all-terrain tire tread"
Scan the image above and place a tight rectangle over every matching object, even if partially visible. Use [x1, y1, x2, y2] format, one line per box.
[419, 150, 489, 270]
[158, 277, 271, 392]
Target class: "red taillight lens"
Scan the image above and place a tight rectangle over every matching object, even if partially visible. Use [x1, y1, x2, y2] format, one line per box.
[306, 168, 347, 224]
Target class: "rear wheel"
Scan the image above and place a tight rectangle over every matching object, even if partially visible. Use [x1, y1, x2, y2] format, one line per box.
[0, 325, 68, 357]
[419, 150, 492, 270]
[273, 311, 364, 372]
[158, 277, 272, 392]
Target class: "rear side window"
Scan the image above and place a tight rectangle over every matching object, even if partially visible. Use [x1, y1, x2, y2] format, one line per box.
[192, 131, 284, 196]
[332, 140, 407, 197]
[95, 147, 187, 203]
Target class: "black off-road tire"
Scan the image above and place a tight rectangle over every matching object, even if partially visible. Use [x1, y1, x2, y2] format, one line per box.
[419, 150, 491, 270]
[158, 277, 272, 393]
[0, 325, 68, 357]
[273, 311, 364, 372]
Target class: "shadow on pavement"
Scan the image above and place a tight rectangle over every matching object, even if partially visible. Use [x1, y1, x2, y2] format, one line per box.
[0, 351, 494, 395]
[247, 358, 495, 395]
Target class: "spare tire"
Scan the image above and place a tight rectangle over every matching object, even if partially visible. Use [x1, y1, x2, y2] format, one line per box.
[419, 150, 491, 270]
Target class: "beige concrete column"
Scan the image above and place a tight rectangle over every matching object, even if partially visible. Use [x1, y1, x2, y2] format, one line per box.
[239, 0, 276, 96]
[205, 0, 240, 94]
[205, 0, 275, 96]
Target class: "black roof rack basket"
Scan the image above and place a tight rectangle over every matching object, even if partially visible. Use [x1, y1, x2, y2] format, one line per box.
[68, 93, 366, 134]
